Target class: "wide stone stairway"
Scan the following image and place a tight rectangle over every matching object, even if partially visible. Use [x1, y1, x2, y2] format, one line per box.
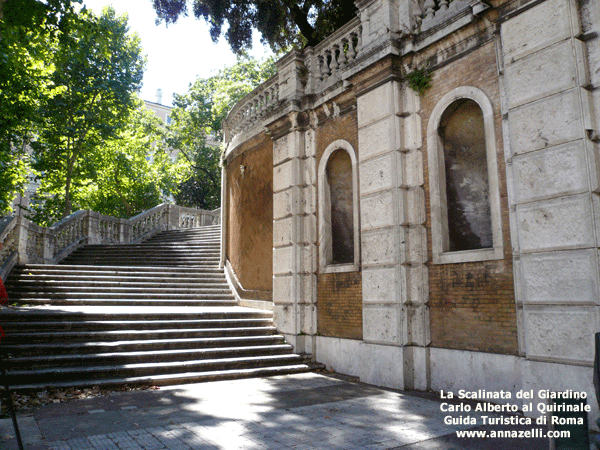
[1, 225, 311, 390]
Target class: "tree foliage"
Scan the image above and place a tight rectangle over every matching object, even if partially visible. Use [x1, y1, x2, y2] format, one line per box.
[0, 0, 79, 214]
[77, 102, 183, 219]
[29, 6, 146, 224]
[168, 56, 275, 209]
[152, 0, 357, 53]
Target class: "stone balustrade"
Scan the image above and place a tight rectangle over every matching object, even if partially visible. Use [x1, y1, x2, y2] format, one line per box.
[415, 0, 473, 31]
[308, 17, 362, 91]
[226, 75, 279, 140]
[0, 204, 220, 281]
[223, 0, 480, 146]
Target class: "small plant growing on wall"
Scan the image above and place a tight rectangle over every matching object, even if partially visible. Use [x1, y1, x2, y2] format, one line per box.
[406, 66, 432, 95]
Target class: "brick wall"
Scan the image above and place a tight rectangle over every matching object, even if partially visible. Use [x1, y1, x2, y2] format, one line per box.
[421, 41, 518, 354]
[226, 132, 273, 295]
[317, 271, 363, 339]
[314, 95, 363, 340]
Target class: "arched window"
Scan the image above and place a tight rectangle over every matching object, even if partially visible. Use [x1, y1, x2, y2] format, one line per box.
[318, 140, 360, 272]
[427, 87, 503, 264]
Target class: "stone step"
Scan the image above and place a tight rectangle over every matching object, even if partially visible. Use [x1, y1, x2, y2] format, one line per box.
[18, 264, 225, 274]
[11, 266, 225, 278]
[9, 364, 313, 391]
[58, 260, 221, 267]
[10, 298, 238, 307]
[0, 306, 273, 321]
[1, 317, 274, 332]
[6, 354, 306, 386]
[2, 334, 288, 356]
[8, 274, 227, 283]
[7, 279, 229, 289]
[2, 326, 278, 344]
[7, 286, 232, 295]
[4, 344, 295, 369]
[0, 224, 311, 390]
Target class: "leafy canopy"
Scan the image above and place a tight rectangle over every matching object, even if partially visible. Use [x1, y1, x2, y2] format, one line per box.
[29, 6, 146, 224]
[0, 0, 79, 214]
[167, 56, 276, 209]
[151, 0, 357, 53]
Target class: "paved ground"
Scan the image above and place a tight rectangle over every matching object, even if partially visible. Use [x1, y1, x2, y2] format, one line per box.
[0, 372, 585, 450]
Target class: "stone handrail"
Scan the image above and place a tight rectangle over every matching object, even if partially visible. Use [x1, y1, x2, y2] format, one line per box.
[415, 0, 472, 32]
[0, 204, 220, 281]
[223, 1, 480, 147]
[307, 17, 362, 92]
[226, 75, 280, 139]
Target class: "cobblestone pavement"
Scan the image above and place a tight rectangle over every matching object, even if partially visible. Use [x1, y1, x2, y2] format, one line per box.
[0, 372, 556, 450]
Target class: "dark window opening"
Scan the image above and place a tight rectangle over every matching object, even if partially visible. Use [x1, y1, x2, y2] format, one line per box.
[326, 149, 354, 264]
[439, 99, 492, 252]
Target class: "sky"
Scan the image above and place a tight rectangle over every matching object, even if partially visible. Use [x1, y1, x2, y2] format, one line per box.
[81, 0, 271, 106]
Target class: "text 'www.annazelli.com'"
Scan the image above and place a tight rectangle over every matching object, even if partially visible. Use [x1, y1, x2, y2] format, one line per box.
[456, 429, 570, 439]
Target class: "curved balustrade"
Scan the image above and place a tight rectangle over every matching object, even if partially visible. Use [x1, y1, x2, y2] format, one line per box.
[0, 204, 221, 279]
[310, 18, 362, 90]
[227, 76, 280, 138]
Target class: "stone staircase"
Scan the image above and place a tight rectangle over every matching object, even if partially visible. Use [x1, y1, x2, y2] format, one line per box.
[0, 225, 311, 390]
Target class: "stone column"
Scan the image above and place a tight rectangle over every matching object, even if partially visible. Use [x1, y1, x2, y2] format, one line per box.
[356, 79, 429, 390]
[500, 0, 600, 409]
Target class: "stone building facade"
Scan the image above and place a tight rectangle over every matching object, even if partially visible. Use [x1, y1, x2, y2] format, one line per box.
[221, 0, 600, 421]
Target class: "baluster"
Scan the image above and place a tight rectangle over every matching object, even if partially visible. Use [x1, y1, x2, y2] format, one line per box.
[424, 0, 436, 20]
[438, 0, 448, 12]
[347, 34, 357, 60]
[338, 40, 347, 67]
[413, 0, 424, 26]
[330, 45, 339, 72]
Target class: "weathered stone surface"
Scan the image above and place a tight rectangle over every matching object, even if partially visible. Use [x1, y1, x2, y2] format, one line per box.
[359, 153, 396, 195]
[273, 304, 296, 334]
[504, 40, 577, 109]
[519, 249, 599, 304]
[511, 141, 589, 204]
[362, 266, 403, 303]
[501, 0, 574, 62]
[363, 304, 401, 344]
[357, 116, 396, 161]
[360, 190, 398, 231]
[516, 194, 595, 252]
[273, 159, 296, 193]
[430, 348, 521, 406]
[523, 306, 597, 363]
[520, 359, 597, 419]
[508, 89, 583, 155]
[273, 134, 292, 166]
[315, 336, 362, 378]
[361, 227, 404, 266]
[273, 217, 293, 248]
[273, 246, 293, 275]
[273, 189, 294, 220]
[273, 275, 293, 303]
[357, 80, 394, 127]
[359, 342, 404, 389]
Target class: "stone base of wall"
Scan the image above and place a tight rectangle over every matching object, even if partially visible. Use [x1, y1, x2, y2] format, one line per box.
[314, 340, 598, 428]
[315, 336, 404, 390]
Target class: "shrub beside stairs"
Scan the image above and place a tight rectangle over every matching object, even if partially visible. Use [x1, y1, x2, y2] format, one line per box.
[0, 225, 312, 390]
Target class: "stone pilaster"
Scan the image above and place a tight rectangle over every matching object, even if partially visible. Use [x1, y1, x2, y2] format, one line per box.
[500, 0, 600, 398]
[271, 113, 318, 355]
[356, 79, 429, 389]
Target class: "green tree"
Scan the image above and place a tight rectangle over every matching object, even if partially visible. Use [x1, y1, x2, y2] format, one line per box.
[29, 6, 145, 224]
[0, 0, 78, 214]
[151, 0, 357, 53]
[168, 56, 275, 209]
[79, 101, 183, 218]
